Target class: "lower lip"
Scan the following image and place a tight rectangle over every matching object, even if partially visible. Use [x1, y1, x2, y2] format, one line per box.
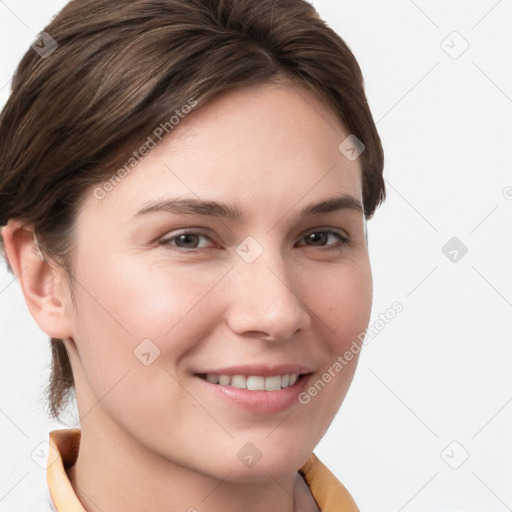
[195, 374, 313, 414]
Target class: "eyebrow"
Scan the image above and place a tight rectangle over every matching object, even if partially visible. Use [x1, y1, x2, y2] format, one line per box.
[133, 194, 363, 222]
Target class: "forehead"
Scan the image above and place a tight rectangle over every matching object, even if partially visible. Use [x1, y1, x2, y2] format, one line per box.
[81, 82, 364, 224]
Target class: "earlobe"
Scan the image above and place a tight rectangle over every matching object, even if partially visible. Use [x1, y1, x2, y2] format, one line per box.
[1, 220, 72, 339]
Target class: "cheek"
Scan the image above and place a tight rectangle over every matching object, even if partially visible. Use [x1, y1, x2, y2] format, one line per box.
[70, 255, 230, 370]
[67, 256, 225, 433]
[291, 263, 371, 444]
[305, 257, 373, 351]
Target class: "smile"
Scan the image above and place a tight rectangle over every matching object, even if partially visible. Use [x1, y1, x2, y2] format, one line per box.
[197, 373, 301, 390]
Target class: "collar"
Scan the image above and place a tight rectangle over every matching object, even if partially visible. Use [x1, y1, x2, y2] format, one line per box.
[47, 429, 359, 512]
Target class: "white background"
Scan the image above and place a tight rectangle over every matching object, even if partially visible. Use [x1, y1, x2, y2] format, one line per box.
[1, 1, 511, 511]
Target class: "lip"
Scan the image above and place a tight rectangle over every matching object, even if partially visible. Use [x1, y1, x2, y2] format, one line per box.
[192, 363, 313, 377]
[194, 370, 315, 415]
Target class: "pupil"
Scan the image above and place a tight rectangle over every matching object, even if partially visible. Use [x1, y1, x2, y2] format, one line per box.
[179, 234, 198, 248]
[308, 232, 326, 245]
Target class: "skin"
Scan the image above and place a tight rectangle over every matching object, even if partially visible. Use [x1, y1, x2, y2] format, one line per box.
[2, 82, 372, 512]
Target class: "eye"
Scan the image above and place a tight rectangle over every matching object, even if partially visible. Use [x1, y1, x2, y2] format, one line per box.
[159, 230, 216, 250]
[297, 229, 349, 249]
[158, 228, 349, 252]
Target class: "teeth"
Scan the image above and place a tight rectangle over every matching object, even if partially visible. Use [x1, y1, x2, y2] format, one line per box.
[204, 373, 300, 390]
[231, 375, 246, 389]
[219, 374, 231, 386]
[265, 375, 282, 391]
[247, 376, 265, 391]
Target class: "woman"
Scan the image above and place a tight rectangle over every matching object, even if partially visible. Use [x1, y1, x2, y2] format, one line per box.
[0, 0, 385, 510]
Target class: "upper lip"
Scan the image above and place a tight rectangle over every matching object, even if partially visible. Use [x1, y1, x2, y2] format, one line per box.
[193, 364, 314, 377]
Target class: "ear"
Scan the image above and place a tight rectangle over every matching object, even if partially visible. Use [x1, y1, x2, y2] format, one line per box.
[1, 220, 73, 340]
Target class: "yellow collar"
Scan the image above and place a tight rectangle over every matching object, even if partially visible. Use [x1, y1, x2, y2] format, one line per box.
[47, 429, 359, 511]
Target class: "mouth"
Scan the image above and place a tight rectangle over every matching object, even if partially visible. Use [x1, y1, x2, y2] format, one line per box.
[195, 372, 309, 391]
[194, 370, 314, 414]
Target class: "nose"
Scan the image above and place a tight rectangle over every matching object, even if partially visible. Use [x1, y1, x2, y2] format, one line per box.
[224, 249, 311, 342]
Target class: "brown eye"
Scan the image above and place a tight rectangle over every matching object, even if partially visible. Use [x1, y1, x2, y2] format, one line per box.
[299, 230, 349, 248]
[173, 233, 202, 249]
[160, 231, 215, 251]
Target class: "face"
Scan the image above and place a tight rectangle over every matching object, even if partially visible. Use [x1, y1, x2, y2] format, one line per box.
[61, 82, 372, 481]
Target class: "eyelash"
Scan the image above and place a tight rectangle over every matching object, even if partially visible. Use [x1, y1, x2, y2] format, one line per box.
[158, 229, 350, 252]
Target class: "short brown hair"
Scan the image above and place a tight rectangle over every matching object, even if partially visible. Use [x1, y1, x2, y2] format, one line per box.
[0, 0, 385, 421]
